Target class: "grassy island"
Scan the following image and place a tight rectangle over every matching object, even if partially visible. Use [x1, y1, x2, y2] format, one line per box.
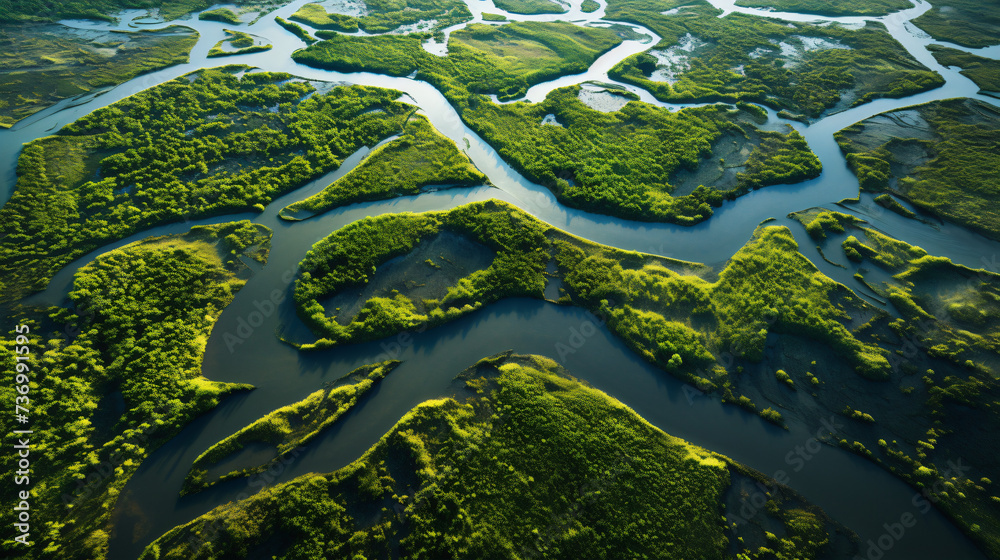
[604, 2, 943, 119]
[0, 67, 419, 302]
[929, 46, 1000, 93]
[294, 199, 887, 389]
[835, 98, 1000, 239]
[0, 25, 198, 127]
[182, 361, 400, 495]
[294, 21, 625, 102]
[279, 115, 487, 221]
[791, 207, 1000, 555]
[289, 0, 473, 34]
[293, 22, 822, 223]
[912, 0, 1000, 48]
[493, 0, 567, 15]
[0, 221, 269, 560]
[733, 0, 911, 16]
[198, 7, 241, 24]
[207, 29, 272, 57]
[141, 352, 853, 560]
[0, 0, 260, 23]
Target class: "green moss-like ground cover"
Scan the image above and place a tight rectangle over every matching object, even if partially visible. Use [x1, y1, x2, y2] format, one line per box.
[493, 0, 566, 15]
[836, 98, 1000, 239]
[464, 88, 820, 222]
[0, 24, 198, 127]
[788, 208, 1000, 556]
[182, 361, 400, 495]
[0, 221, 268, 560]
[140, 352, 848, 560]
[605, 1, 943, 119]
[206, 29, 272, 57]
[929, 45, 1000, 92]
[294, 23, 821, 223]
[275, 15, 316, 44]
[293, 200, 889, 390]
[733, 0, 911, 16]
[198, 7, 241, 24]
[912, 0, 1000, 48]
[289, 0, 472, 34]
[0, 0, 235, 22]
[279, 115, 487, 220]
[0, 67, 417, 302]
[297, 21, 624, 101]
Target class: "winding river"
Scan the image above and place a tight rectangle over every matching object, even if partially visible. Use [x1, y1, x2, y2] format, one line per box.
[3, 0, 1000, 558]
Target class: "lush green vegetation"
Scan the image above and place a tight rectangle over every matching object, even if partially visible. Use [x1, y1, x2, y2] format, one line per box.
[198, 7, 241, 24]
[788, 208, 1000, 555]
[581, 0, 600, 13]
[836, 98, 1000, 239]
[142, 352, 846, 560]
[295, 22, 810, 222]
[294, 201, 550, 345]
[0, 25, 198, 127]
[0, 0, 231, 22]
[183, 361, 399, 495]
[275, 15, 316, 44]
[289, 0, 472, 34]
[280, 115, 486, 220]
[912, 0, 1000, 48]
[0, 221, 268, 560]
[0, 67, 416, 302]
[463, 87, 819, 222]
[294, 200, 890, 401]
[874, 193, 918, 220]
[604, 3, 943, 119]
[480, 12, 508, 21]
[207, 29, 272, 57]
[929, 45, 1000, 92]
[733, 0, 911, 16]
[296, 21, 624, 101]
[492, 0, 566, 15]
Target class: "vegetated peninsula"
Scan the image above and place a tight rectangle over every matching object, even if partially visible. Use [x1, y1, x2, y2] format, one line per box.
[789, 207, 1000, 556]
[605, 0, 944, 119]
[294, 21, 625, 102]
[141, 352, 857, 560]
[733, 0, 911, 16]
[206, 29, 272, 57]
[0, 66, 420, 302]
[279, 115, 487, 221]
[928, 45, 1000, 94]
[289, 0, 473, 34]
[0, 24, 198, 127]
[182, 361, 400, 495]
[835, 97, 1000, 240]
[0, 221, 269, 560]
[492, 0, 567, 15]
[911, 0, 1000, 49]
[0, 0, 260, 22]
[292, 199, 1000, 553]
[293, 22, 822, 223]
